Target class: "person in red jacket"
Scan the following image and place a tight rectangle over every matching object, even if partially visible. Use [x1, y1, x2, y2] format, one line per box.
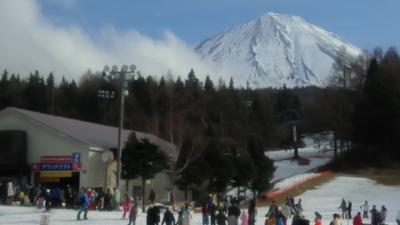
[353, 212, 363, 225]
[314, 212, 322, 225]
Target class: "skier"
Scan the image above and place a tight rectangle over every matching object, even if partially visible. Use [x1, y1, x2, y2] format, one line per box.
[161, 207, 175, 225]
[240, 210, 249, 225]
[127, 202, 138, 225]
[338, 199, 347, 219]
[353, 212, 362, 225]
[77, 187, 89, 220]
[396, 209, 400, 225]
[360, 201, 369, 218]
[347, 201, 352, 219]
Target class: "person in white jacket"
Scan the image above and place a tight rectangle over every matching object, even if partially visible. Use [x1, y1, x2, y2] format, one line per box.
[360, 201, 369, 218]
[7, 181, 14, 205]
[396, 209, 400, 225]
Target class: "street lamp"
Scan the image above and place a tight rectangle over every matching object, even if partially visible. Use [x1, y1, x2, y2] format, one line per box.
[103, 64, 136, 191]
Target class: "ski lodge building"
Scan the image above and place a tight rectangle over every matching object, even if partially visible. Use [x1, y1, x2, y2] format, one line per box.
[0, 107, 190, 202]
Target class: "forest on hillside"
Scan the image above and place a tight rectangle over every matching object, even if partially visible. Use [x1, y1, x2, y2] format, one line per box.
[0, 47, 400, 166]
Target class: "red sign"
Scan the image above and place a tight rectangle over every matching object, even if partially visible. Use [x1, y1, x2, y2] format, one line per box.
[41, 156, 72, 163]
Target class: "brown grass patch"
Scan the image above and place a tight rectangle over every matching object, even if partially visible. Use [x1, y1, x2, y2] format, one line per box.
[255, 174, 335, 207]
[345, 167, 400, 186]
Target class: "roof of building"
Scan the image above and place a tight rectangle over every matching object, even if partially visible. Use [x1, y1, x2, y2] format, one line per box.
[0, 107, 178, 160]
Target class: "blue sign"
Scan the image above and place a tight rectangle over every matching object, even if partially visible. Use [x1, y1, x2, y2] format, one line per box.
[72, 152, 80, 162]
[40, 163, 72, 171]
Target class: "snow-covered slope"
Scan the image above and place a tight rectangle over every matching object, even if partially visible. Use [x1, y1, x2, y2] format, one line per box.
[195, 12, 362, 87]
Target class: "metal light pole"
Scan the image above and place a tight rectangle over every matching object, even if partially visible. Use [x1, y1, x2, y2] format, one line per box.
[103, 64, 136, 190]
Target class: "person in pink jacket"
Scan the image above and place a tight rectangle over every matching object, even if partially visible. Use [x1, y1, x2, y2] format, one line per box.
[122, 193, 131, 219]
[241, 210, 249, 225]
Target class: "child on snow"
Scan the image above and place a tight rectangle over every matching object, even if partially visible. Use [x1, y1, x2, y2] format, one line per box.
[353, 212, 362, 225]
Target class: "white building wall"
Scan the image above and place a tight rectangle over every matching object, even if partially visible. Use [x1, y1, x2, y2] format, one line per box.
[0, 113, 106, 188]
[127, 170, 191, 203]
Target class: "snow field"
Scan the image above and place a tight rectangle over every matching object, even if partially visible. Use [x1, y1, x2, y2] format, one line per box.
[1, 176, 399, 225]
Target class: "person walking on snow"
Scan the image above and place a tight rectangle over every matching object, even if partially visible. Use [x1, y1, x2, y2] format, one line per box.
[77, 187, 89, 220]
[380, 205, 387, 225]
[338, 199, 347, 219]
[360, 201, 369, 218]
[370, 205, 379, 225]
[347, 201, 353, 219]
[353, 212, 362, 225]
[122, 193, 131, 219]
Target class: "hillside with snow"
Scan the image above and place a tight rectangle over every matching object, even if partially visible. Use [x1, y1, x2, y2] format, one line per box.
[195, 12, 362, 88]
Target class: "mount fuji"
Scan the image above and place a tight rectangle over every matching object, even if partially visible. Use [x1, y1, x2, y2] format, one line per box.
[195, 12, 362, 88]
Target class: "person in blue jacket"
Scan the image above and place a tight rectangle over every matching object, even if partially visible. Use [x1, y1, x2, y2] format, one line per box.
[77, 187, 89, 220]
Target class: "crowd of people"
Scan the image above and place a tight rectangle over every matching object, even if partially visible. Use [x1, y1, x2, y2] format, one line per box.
[0, 181, 124, 212]
[2, 182, 400, 225]
[261, 197, 399, 225]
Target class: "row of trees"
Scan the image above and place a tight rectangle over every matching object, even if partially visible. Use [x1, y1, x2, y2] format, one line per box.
[1, 46, 399, 202]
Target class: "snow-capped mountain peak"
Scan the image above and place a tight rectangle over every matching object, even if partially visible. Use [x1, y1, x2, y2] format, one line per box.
[195, 12, 362, 88]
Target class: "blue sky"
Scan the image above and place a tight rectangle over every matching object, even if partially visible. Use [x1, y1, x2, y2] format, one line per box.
[0, 1, 398, 81]
[39, 0, 400, 50]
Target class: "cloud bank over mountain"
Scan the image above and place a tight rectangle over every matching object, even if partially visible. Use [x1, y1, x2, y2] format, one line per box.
[0, 0, 215, 82]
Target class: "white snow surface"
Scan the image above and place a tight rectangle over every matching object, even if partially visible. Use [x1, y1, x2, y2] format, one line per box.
[272, 172, 318, 190]
[266, 136, 334, 182]
[1, 176, 399, 225]
[195, 12, 363, 88]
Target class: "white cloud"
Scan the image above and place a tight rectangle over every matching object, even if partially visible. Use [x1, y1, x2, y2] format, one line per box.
[0, 0, 218, 82]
